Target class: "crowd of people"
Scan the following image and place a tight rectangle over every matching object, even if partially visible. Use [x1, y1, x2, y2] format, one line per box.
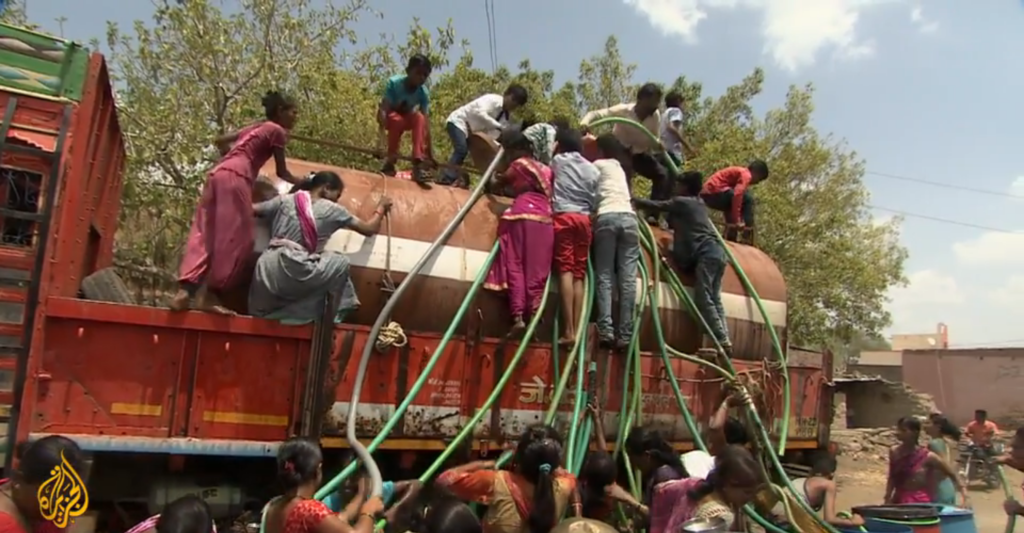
[164, 52, 771, 360]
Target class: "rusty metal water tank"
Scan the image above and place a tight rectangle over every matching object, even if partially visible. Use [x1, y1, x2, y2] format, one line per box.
[258, 158, 787, 359]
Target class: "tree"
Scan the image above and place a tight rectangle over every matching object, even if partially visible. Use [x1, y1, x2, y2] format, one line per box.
[72, 0, 904, 343]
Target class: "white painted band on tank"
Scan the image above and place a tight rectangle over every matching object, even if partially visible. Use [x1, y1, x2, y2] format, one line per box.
[322, 231, 787, 326]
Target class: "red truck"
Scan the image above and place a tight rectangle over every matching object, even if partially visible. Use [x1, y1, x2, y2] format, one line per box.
[0, 23, 834, 528]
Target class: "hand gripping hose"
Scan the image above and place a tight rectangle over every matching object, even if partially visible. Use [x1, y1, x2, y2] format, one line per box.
[343, 147, 506, 499]
[586, 117, 834, 533]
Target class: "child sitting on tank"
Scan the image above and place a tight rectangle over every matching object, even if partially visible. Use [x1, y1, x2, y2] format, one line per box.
[550, 128, 599, 346]
[378, 54, 436, 185]
[632, 171, 732, 355]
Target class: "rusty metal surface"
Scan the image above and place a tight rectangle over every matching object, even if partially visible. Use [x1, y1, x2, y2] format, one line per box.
[257, 158, 788, 360]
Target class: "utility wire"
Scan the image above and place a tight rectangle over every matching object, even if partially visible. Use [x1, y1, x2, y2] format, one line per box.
[865, 170, 1023, 200]
[869, 205, 1020, 234]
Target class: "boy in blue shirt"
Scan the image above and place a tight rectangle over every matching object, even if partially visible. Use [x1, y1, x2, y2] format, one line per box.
[379, 54, 435, 184]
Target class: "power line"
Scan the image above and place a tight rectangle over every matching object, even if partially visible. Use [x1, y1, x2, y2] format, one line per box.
[865, 170, 1022, 200]
[869, 205, 1020, 234]
[483, 0, 497, 74]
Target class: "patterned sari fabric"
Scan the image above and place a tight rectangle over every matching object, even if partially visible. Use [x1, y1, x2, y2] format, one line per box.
[437, 468, 576, 533]
[889, 446, 932, 504]
[483, 158, 555, 319]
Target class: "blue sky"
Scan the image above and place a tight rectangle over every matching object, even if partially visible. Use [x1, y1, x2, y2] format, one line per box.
[31, 0, 1024, 347]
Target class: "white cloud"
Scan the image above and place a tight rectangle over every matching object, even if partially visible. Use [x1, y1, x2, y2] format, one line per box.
[620, 0, 893, 72]
[909, 5, 940, 33]
[1009, 176, 1024, 199]
[989, 275, 1024, 306]
[889, 269, 963, 306]
[951, 231, 1024, 266]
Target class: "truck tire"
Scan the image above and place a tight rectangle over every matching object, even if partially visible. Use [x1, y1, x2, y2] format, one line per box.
[80, 267, 136, 305]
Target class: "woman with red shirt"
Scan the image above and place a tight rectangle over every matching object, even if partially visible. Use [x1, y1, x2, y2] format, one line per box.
[262, 438, 382, 533]
[0, 436, 85, 533]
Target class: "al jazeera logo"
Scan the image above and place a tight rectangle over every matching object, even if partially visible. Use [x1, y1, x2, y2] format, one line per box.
[36, 451, 89, 528]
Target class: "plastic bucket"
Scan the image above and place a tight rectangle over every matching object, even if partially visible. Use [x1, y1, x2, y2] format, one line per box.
[852, 505, 941, 533]
[934, 505, 977, 533]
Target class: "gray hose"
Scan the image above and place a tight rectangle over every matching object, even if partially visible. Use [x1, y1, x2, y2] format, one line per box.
[346, 148, 507, 497]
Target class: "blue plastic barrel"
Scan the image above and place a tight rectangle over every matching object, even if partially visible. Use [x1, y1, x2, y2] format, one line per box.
[934, 505, 977, 533]
[839, 520, 913, 533]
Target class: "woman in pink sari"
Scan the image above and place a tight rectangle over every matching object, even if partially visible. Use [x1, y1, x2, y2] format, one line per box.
[170, 91, 305, 315]
[483, 130, 555, 334]
[885, 416, 967, 506]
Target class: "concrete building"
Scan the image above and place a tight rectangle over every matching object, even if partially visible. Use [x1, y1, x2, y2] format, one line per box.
[849, 323, 948, 382]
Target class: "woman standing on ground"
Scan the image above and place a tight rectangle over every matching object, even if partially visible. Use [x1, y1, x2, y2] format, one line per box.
[0, 435, 86, 533]
[482, 131, 554, 335]
[885, 416, 968, 507]
[926, 414, 964, 505]
[248, 171, 391, 324]
[171, 91, 304, 315]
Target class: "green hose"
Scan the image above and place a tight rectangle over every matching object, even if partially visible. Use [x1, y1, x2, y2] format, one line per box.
[586, 117, 832, 532]
[312, 241, 500, 500]
[589, 116, 791, 454]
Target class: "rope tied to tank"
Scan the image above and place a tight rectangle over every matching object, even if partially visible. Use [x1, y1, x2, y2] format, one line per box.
[375, 321, 408, 351]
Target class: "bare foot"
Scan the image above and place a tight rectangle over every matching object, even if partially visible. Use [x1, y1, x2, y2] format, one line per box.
[196, 292, 237, 316]
[202, 304, 237, 316]
[558, 336, 575, 347]
[169, 290, 191, 311]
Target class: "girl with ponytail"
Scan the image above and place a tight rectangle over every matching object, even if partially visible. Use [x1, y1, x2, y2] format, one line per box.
[437, 424, 579, 533]
[171, 90, 305, 315]
[248, 170, 392, 323]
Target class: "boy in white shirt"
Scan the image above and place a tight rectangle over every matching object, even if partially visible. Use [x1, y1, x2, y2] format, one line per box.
[580, 83, 678, 227]
[441, 84, 529, 186]
[591, 134, 640, 349]
[660, 91, 692, 168]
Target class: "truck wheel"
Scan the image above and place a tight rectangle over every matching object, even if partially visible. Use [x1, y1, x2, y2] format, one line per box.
[80, 268, 136, 305]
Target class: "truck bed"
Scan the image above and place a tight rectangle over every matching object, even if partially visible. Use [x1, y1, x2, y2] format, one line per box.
[24, 297, 831, 456]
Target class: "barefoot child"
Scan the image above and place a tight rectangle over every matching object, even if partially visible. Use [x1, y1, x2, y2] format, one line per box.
[550, 128, 598, 345]
[171, 91, 303, 315]
[379, 54, 435, 184]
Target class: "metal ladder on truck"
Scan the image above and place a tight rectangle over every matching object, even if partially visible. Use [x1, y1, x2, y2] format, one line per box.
[0, 95, 72, 470]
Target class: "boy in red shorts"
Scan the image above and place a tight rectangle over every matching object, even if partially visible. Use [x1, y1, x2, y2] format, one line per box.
[550, 128, 599, 345]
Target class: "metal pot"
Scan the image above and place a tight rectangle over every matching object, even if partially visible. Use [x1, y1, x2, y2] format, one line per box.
[680, 516, 729, 533]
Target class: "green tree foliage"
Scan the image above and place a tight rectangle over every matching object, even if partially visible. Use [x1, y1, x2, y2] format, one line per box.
[91, 0, 903, 345]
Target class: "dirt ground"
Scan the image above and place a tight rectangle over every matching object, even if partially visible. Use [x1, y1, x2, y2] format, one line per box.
[833, 454, 1022, 531]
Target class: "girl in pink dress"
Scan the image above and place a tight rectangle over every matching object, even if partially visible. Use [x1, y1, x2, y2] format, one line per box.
[262, 438, 382, 533]
[482, 131, 555, 334]
[170, 91, 305, 315]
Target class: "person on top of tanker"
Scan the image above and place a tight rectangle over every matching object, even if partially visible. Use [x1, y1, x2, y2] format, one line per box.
[591, 134, 640, 350]
[248, 170, 393, 324]
[437, 423, 582, 533]
[521, 118, 571, 165]
[482, 130, 554, 335]
[550, 127, 599, 346]
[264, 437, 383, 533]
[659, 91, 693, 169]
[441, 84, 529, 187]
[170, 90, 305, 316]
[632, 171, 732, 355]
[579, 83, 678, 227]
[700, 160, 769, 245]
[378, 54, 436, 185]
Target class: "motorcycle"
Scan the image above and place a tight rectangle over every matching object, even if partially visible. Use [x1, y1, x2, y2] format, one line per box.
[958, 441, 1003, 489]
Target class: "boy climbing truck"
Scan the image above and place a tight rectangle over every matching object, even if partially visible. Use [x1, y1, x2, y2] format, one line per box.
[0, 23, 836, 529]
